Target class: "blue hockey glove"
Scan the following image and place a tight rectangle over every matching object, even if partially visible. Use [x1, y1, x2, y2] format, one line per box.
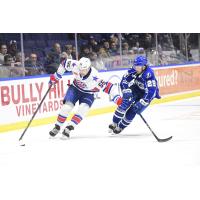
[122, 89, 133, 100]
[119, 89, 133, 111]
[133, 99, 149, 114]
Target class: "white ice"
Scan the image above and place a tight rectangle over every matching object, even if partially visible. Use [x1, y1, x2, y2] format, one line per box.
[0, 97, 200, 200]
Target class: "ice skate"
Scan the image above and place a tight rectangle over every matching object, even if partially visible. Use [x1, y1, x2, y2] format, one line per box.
[49, 124, 60, 138]
[108, 123, 117, 133]
[113, 126, 122, 134]
[61, 125, 74, 139]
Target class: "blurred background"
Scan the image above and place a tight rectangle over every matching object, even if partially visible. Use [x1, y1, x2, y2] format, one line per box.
[0, 33, 199, 78]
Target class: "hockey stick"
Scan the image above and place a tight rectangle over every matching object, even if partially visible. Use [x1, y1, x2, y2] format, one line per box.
[19, 84, 52, 142]
[139, 113, 172, 142]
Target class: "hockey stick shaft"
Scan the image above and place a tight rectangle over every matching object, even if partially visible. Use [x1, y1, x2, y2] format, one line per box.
[19, 84, 52, 141]
[139, 113, 172, 142]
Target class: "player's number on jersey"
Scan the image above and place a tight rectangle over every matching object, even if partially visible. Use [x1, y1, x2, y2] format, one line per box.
[147, 80, 156, 87]
[98, 80, 106, 88]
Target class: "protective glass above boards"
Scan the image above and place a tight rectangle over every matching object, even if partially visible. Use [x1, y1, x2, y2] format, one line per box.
[0, 33, 200, 80]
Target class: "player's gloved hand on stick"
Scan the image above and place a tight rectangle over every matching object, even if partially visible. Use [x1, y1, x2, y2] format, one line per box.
[49, 74, 59, 86]
[133, 99, 149, 114]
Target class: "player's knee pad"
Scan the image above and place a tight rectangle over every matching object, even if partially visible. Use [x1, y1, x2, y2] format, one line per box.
[59, 101, 74, 116]
[76, 103, 90, 118]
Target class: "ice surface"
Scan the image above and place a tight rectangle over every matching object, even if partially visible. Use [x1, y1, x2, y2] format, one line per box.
[0, 97, 200, 200]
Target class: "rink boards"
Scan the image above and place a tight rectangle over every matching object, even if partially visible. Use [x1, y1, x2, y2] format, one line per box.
[0, 63, 200, 133]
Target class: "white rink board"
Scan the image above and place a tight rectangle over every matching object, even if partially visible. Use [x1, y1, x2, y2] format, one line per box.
[0, 70, 125, 125]
[1, 62, 200, 127]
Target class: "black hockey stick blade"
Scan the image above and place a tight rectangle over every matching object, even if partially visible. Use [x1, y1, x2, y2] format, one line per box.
[157, 136, 173, 143]
[139, 114, 172, 143]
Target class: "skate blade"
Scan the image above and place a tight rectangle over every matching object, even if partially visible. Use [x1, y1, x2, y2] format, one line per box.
[108, 128, 113, 133]
[49, 136, 56, 139]
[60, 135, 70, 140]
[110, 132, 118, 136]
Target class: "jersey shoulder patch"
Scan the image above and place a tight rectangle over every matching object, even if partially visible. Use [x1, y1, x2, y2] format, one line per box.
[143, 67, 155, 80]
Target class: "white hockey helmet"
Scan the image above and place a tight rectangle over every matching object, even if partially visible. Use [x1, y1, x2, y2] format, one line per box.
[79, 57, 91, 70]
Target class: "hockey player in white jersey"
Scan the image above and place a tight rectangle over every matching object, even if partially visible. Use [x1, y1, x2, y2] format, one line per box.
[49, 57, 122, 139]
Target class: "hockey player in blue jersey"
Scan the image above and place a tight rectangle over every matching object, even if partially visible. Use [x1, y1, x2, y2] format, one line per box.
[109, 55, 161, 134]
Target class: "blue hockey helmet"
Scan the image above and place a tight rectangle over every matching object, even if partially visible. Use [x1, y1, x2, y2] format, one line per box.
[133, 56, 148, 67]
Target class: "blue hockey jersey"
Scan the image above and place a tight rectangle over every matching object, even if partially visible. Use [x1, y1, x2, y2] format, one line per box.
[120, 66, 161, 103]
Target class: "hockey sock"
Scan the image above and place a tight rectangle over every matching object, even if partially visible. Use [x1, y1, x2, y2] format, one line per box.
[118, 117, 132, 130]
[113, 107, 126, 124]
[56, 114, 68, 127]
[71, 114, 83, 126]
[70, 103, 90, 127]
[56, 102, 74, 127]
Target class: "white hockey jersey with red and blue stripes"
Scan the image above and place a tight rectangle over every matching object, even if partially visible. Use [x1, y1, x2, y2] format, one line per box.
[54, 59, 119, 98]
